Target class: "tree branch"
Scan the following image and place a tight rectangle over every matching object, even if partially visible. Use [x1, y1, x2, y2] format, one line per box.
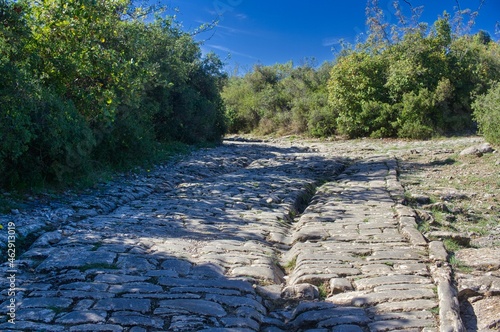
[402, 0, 413, 9]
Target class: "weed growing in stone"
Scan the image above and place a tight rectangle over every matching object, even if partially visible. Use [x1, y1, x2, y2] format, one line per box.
[90, 243, 103, 251]
[318, 282, 329, 300]
[48, 306, 67, 315]
[284, 256, 297, 273]
[449, 255, 473, 273]
[443, 239, 462, 253]
[78, 263, 119, 272]
[430, 306, 440, 316]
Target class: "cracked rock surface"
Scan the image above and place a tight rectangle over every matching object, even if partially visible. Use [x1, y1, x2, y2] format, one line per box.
[1, 137, 491, 331]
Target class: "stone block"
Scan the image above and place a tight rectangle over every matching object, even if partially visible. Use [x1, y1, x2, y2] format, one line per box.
[329, 278, 353, 295]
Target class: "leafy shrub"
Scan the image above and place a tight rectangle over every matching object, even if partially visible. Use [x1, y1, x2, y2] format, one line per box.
[328, 51, 390, 138]
[223, 77, 261, 133]
[308, 107, 337, 137]
[396, 89, 435, 139]
[1, 0, 37, 186]
[222, 5, 499, 141]
[472, 82, 500, 145]
[24, 90, 96, 184]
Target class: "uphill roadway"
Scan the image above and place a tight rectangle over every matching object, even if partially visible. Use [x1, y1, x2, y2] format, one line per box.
[1, 138, 464, 331]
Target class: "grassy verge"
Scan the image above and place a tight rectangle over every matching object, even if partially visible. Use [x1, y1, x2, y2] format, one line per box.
[398, 139, 499, 244]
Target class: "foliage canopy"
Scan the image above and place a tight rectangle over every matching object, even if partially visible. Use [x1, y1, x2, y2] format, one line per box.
[0, 0, 227, 188]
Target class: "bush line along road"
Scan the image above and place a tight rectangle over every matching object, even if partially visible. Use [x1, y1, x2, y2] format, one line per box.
[2, 1, 500, 189]
[1, 136, 498, 331]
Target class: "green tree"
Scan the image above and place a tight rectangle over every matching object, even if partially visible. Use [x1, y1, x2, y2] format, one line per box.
[328, 51, 391, 138]
[219, 1, 500, 142]
[448, 33, 500, 131]
[223, 76, 261, 133]
[0, 0, 36, 184]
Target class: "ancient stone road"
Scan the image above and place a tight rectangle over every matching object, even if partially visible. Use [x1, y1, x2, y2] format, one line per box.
[1, 139, 464, 331]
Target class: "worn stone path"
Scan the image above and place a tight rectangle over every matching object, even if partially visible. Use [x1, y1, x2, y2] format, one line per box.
[1, 139, 462, 331]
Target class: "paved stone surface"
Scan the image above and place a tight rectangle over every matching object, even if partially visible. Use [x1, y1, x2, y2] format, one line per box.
[268, 157, 440, 331]
[0, 139, 457, 331]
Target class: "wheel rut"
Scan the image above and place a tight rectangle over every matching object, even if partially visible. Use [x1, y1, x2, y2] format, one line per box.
[263, 157, 441, 332]
[0, 140, 461, 331]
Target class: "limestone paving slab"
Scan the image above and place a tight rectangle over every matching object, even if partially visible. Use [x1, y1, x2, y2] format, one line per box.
[55, 311, 107, 324]
[93, 299, 152, 313]
[15, 308, 56, 323]
[154, 299, 227, 317]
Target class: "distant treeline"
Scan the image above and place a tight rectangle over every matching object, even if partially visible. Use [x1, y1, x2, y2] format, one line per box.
[223, 3, 500, 142]
[0, 0, 227, 188]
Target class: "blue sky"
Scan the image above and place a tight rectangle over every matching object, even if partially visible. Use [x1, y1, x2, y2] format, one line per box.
[157, 1, 499, 72]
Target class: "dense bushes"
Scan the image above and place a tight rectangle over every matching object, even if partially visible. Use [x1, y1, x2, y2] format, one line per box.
[222, 3, 500, 142]
[473, 82, 500, 145]
[0, 0, 226, 188]
[328, 51, 390, 138]
[223, 61, 332, 136]
[327, 16, 500, 139]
